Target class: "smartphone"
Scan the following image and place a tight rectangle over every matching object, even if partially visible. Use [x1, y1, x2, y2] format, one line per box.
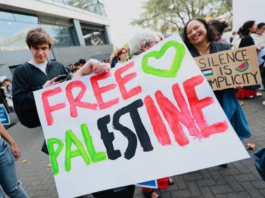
[55, 74, 69, 82]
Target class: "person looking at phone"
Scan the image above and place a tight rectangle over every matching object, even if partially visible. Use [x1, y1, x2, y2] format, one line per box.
[12, 27, 110, 150]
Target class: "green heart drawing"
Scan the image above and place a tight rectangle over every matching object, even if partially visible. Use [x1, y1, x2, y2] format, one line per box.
[142, 40, 185, 78]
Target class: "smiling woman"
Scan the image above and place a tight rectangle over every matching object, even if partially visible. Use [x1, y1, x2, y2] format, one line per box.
[182, 18, 252, 148]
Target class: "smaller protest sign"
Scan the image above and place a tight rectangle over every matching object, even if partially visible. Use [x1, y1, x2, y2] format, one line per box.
[194, 46, 261, 90]
[258, 48, 265, 66]
[136, 180, 158, 188]
[0, 104, 10, 125]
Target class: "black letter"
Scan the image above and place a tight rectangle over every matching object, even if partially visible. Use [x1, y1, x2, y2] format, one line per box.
[219, 53, 227, 65]
[113, 99, 153, 160]
[98, 115, 121, 160]
[208, 78, 218, 89]
[199, 58, 207, 69]
[227, 52, 236, 63]
[211, 57, 219, 66]
[217, 76, 225, 88]
[234, 74, 243, 84]
[224, 76, 232, 86]
[241, 49, 249, 61]
[224, 65, 232, 75]
[235, 50, 243, 61]
[249, 71, 259, 84]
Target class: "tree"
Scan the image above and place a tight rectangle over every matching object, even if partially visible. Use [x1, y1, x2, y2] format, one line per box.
[131, 0, 232, 37]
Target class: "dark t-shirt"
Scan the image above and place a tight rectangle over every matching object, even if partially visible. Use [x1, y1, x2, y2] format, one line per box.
[239, 35, 255, 48]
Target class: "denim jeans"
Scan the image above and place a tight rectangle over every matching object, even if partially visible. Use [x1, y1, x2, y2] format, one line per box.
[0, 138, 29, 198]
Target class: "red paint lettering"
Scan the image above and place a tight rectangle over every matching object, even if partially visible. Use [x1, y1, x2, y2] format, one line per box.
[66, 81, 97, 117]
[115, 61, 142, 100]
[183, 75, 228, 138]
[91, 73, 119, 110]
[144, 96, 171, 146]
[42, 87, 66, 126]
[156, 88, 199, 146]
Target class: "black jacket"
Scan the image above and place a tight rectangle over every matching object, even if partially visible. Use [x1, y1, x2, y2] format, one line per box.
[12, 61, 70, 128]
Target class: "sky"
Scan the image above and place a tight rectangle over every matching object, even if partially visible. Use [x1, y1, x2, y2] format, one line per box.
[104, 0, 146, 48]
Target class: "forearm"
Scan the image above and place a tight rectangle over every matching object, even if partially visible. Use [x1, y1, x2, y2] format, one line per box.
[0, 124, 15, 145]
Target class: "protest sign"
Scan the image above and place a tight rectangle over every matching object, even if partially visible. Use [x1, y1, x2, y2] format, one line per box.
[136, 180, 158, 188]
[194, 46, 261, 91]
[0, 104, 10, 125]
[34, 33, 249, 198]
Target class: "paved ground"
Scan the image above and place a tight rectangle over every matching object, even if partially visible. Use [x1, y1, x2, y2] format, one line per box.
[4, 91, 265, 198]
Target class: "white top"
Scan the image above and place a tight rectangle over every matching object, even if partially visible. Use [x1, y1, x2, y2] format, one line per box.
[251, 33, 265, 48]
[29, 61, 48, 74]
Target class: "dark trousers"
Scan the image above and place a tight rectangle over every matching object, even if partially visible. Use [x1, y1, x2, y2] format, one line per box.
[92, 185, 135, 198]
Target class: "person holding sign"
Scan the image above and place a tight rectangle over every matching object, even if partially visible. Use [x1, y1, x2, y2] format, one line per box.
[129, 29, 174, 198]
[236, 21, 261, 99]
[183, 18, 252, 144]
[0, 123, 29, 198]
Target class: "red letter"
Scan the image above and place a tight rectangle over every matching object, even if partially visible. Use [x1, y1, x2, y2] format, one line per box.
[42, 87, 66, 126]
[144, 96, 171, 146]
[91, 73, 119, 110]
[115, 61, 142, 100]
[66, 81, 97, 117]
[155, 86, 200, 146]
[183, 75, 228, 138]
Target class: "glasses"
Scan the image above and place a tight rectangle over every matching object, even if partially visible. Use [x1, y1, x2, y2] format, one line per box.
[121, 52, 128, 54]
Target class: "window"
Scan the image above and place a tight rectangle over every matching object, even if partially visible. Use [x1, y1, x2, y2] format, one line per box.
[38, 0, 107, 16]
[0, 20, 40, 51]
[0, 11, 15, 21]
[81, 25, 106, 46]
[14, 14, 39, 23]
[0, 11, 75, 51]
[41, 24, 75, 47]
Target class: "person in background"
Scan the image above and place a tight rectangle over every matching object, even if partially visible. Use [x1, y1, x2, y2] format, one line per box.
[156, 32, 164, 41]
[208, 19, 229, 43]
[129, 29, 175, 198]
[110, 51, 118, 68]
[230, 32, 237, 46]
[182, 18, 252, 151]
[68, 63, 76, 78]
[3, 79, 14, 112]
[79, 59, 86, 67]
[107, 59, 110, 63]
[236, 21, 260, 100]
[103, 59, 107, 63]
[74, 62, 81, 70]
[251, 22, 265, 48]
[0, 123, 29, 198]
[117, 48, 129, 63]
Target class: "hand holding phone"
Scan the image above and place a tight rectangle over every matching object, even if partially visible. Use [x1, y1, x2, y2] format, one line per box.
[54, 74, 69, 82]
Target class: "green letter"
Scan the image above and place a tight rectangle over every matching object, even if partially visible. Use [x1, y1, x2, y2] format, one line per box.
[81, 124, 107, 163]
[47, 138, 64, 175]
[65, 130, 91, 172]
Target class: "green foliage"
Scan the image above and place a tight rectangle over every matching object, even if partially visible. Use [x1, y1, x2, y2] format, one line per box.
[131, 0, 232, 37]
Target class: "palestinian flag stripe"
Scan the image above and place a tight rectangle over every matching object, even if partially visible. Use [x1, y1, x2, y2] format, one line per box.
[201, 69, 213, 76]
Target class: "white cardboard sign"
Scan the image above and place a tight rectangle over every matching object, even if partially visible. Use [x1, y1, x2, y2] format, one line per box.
[34, 33, 249, 198]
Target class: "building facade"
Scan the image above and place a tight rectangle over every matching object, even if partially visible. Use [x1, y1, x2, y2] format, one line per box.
[0, 0, 113, 79]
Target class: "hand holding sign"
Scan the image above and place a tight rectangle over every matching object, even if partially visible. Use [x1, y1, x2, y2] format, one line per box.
[74, 59, 111, 78]
[34, 33, 249, 198]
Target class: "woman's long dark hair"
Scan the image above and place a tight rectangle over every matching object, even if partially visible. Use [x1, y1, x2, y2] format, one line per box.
[182, 18, 215, 48]
[238, 20, 255, 37]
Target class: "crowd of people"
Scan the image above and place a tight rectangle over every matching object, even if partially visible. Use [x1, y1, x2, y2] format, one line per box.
[1, 16, 265, 198]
